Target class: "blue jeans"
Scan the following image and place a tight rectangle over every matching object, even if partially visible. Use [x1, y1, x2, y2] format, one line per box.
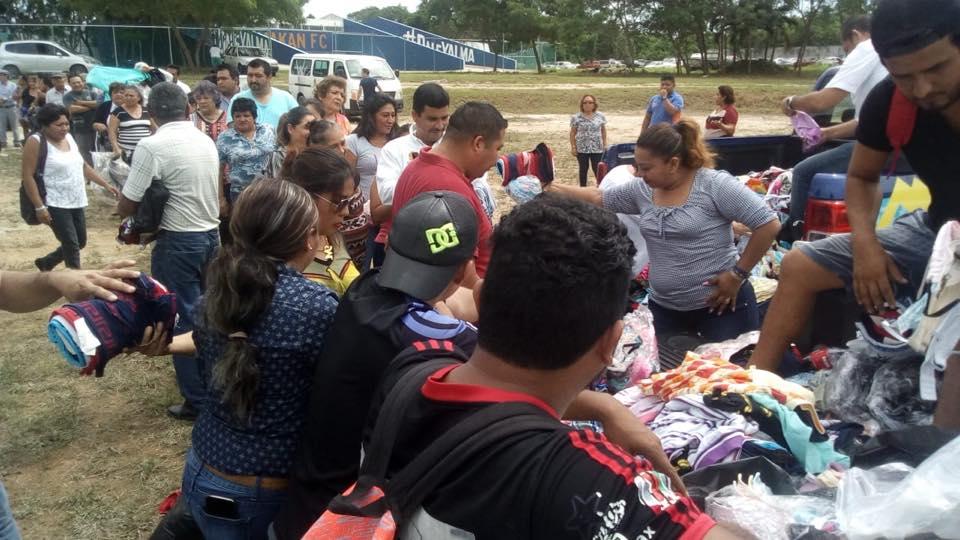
[181, 449, 288, 540]
[649, 280, 760, 342]
[152, 230, 220, 410]
[0, 480, 21, 540]
[788, 142, 855, 224]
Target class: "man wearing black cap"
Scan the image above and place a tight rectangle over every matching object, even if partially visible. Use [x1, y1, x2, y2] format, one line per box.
[752, 0, 960, 428]
[273, 190, 481, 539]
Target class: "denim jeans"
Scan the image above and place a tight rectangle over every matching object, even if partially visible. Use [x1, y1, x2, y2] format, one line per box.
[180, 449, 288, 540]
[649, 280, 760, 343]
[789, 142, 914, 225]
[152, 229, 219, 410]
[788, 142, 855, 224]
[0, 480, 21, 540]
[38, 207, 87, 270]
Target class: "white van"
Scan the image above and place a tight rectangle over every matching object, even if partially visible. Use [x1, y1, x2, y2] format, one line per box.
[288, 53, 403, 117]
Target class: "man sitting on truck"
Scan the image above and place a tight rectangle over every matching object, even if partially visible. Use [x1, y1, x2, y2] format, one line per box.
[752, 0, 960, 430]
[781, 15, 892, 239]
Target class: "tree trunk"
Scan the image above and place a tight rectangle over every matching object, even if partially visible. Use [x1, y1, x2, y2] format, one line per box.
[193, 26, 210, 70]
[695, 28, 710, 75]
[533, 41, 543, 73]
[170, 26, 197, 69]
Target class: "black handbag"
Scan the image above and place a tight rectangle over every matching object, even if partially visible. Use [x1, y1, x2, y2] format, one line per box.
[117, 180, 170, 245]
[19, 133, 48, 225]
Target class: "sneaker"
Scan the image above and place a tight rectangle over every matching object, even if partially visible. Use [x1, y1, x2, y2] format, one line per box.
[34, 257, 54, 272]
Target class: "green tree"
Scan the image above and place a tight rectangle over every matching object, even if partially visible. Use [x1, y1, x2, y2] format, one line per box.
[347, 5, 414, 24]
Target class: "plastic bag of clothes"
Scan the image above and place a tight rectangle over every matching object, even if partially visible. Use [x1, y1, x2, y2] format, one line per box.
[836, 434, 960, 539]
[504, 175, 542, 205]
[109, 156, 131, 187]
[694, 331, 759, 365]
[821, 340, 933, 431]
[607, 306, 658, 392]
[706, 473, 839, 540]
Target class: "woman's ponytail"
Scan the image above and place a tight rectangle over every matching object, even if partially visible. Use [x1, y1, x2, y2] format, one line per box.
[636, 119, 716, 169]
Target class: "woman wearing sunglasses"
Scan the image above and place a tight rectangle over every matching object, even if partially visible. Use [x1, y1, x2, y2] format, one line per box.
[289, 147, 360, 296]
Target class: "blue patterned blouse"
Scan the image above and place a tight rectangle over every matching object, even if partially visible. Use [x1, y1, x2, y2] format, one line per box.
[192, 264, 339, 476]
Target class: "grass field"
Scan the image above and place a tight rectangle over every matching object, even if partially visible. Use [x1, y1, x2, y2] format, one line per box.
[0, 70, 806, 538]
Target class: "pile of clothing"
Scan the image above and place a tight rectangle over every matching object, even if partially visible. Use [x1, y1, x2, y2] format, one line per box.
[47, 274, 177, 376]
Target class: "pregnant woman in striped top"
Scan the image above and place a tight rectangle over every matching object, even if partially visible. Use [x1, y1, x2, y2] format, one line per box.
[108, 84, 155, 163]
[548, 119, 781, 342]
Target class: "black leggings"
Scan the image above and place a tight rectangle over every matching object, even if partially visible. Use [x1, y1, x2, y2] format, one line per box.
[40, 207, 87, 269]
[576, 152, 602, 187]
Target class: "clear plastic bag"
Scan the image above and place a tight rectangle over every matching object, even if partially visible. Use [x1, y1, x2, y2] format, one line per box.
[836, 434, 960, 539]
[609, 306, 658, 392]
[706, 474, 839, 540]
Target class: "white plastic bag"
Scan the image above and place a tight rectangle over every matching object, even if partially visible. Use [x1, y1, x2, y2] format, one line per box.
[836, 434, 960, 539]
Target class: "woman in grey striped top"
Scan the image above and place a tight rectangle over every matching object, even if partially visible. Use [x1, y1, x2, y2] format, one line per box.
[548, 119, 780, 342]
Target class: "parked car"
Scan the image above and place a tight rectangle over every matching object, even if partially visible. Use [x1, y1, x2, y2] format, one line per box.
[578, 59, 600, 70]
[553, 61, 578, 69]
[0, 40, 99, 78]
[288, 53, 403, 117]
[222, 45, 279, 76]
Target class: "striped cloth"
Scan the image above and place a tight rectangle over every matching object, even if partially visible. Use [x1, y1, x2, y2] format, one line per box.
[114, 108, 152, 158]
[601, 167, 776, 311]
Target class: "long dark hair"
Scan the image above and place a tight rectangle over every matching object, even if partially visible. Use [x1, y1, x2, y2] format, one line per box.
[203, 179, 319, 420]
[290, 146, 354, 197]
[353, 94, 399, 141]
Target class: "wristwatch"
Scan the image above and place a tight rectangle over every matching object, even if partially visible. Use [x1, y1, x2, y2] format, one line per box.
[786, 96, 796, 112]
[35, 206, 47, 213]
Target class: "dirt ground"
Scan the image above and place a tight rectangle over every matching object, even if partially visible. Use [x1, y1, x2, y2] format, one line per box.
[0, 73, 796, 538]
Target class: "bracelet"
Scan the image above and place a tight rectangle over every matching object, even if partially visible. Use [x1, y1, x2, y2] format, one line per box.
[35, 205, 47, 213]
[730, 265, 751, 281]
[786, 96, 796, 111]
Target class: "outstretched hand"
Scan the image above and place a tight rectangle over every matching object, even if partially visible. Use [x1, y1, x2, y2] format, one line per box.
[602, 409, 687, 496]
[49, 260, 140, 302]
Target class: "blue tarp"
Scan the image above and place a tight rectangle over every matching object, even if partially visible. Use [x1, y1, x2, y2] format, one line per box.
[86, 66, 147, 93]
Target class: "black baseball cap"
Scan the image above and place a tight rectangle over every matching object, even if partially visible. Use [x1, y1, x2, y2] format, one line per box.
[872, 0, 960, 59]
[377, 191, 479, 300]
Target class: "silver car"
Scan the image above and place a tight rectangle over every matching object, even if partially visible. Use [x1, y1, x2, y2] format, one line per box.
[0, 40, 99, 78]
[222, 45, 279, 76]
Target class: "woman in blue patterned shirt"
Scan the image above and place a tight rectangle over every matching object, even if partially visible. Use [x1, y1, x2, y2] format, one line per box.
[148, 179, 339, 539]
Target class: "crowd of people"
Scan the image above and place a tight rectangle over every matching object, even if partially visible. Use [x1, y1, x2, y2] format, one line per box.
[2, 0, 960, 538]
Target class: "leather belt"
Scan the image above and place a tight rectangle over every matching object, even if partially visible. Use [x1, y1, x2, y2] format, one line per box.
[203, 464, 290, 490]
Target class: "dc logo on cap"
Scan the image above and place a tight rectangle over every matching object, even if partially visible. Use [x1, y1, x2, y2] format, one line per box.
[425, 223, 460, 254]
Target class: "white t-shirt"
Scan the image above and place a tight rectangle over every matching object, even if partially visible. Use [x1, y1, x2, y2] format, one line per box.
[826, 39, 888, 118]
[37, 133, 88, 209]
[122, 121, 220, 232]
[598, 164, 649, 275]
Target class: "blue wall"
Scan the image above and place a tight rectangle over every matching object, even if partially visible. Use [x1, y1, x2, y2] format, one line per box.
[251, 25, 464, 71]
[358, 17, 516, 70]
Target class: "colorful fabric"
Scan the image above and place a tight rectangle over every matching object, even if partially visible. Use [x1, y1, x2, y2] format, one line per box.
[495, 142, 555, 186]
[337, 189, 371, 269]
[636, 352, 815, 408]
[216, 124, 276, 199]
[47, 274, 177, 377]
[190, 110, 228, 142]
[303, 238, 361, 297]
[647, 394, 756, 471]
[748, 393, 850, 474]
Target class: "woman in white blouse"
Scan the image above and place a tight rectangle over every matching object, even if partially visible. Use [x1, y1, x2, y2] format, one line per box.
[21, 104, 119, 271]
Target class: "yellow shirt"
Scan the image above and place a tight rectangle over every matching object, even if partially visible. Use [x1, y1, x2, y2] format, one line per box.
[303, 236, 359, 297]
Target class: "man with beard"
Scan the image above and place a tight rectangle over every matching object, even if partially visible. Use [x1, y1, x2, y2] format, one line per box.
[751, 0, 960, 429]
[227, 58, 297, 130]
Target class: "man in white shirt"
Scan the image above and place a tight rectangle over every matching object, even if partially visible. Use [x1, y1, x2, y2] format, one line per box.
[45, 73, 69, 106]
[165, 64, 192, 95]
[0, 69, 22, 149]
[117, 83, 221, 422]
[779, 15, 899, 238]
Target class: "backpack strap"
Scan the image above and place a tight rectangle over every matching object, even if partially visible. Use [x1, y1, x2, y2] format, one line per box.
[388, 401, 563, 521]
[885, 87, 917, 178]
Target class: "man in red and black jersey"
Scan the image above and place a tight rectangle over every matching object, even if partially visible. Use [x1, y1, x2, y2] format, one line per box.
[372, 195, 736, 539]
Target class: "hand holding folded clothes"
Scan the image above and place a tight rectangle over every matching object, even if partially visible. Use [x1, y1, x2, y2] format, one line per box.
[48, 259, 140, 302]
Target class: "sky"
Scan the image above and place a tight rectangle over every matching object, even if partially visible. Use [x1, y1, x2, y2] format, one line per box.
[303, 0, 422, 20]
